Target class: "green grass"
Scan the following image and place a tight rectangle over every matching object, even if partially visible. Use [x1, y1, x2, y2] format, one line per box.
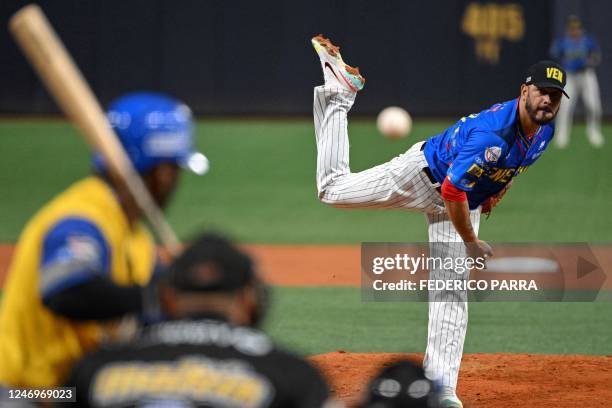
[0, 285, 609, 356]
[0, 119, 610, 356]
[265, 287, 612, 356]
[1, 119, 610, 243]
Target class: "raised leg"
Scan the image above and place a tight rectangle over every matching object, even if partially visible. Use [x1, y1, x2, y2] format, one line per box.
[313, 86, 443, 212]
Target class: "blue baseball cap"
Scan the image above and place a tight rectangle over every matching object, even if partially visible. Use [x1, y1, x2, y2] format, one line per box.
[93, 92, 208, 175]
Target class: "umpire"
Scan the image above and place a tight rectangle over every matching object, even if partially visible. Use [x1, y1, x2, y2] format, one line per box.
[64, 233, 334, 408]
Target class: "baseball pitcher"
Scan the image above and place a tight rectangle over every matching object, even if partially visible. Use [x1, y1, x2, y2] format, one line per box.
[311, 35, 567, 408]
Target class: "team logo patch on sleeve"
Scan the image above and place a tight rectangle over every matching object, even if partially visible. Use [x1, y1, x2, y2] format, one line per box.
[65, 235, 102, 266]
[484, 146, 502, 163]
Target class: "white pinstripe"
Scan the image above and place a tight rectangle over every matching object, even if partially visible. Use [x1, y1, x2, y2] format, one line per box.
[423, 210, 480, 390]
[313, 85, 481, 392]
[314, 86, 445, 213]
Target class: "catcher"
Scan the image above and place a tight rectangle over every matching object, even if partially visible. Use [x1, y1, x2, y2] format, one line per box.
[0, 92, 206, 389]
[63, 233, 333, 408]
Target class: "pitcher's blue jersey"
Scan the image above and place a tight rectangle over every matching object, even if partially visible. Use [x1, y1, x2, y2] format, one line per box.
[423, 99, 554, 210]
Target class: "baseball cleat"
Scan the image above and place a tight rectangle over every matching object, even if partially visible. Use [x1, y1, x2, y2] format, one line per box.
[311, 34, 365, 92]
[439, 395, 463, 408]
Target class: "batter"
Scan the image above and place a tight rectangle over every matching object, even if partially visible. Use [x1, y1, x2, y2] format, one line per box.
[0, 92, 205, 389]
[311, 35, 567, 408]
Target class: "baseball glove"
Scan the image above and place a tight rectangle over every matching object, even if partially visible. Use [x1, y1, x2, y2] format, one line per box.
[481, 180, 513, 218]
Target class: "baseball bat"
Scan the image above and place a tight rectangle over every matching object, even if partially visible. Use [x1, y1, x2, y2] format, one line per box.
[9, 4, 182, 256]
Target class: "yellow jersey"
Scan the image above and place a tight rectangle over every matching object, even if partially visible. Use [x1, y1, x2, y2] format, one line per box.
[0, 176, 157, 387]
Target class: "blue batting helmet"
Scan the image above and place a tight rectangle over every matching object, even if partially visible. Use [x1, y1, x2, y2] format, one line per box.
[93, 92, 208, 175]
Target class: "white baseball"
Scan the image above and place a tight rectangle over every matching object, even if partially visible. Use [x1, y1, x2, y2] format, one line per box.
[377, 106, 412, 140]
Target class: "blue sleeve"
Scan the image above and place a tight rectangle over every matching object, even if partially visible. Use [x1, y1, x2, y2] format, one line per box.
[587, 36, 600, 53]
[39, 217, 111, 301]
[447, 131, 504, 191]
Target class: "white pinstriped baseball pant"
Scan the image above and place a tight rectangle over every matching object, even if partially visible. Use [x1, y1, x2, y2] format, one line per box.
[555, 68, 604, 148]
[313, 86, 481, 390]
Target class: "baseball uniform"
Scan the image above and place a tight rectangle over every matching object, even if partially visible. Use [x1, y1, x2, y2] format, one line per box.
[0, 176, 157, 387]
[63, 317, 331, 408]
[0, 92, 204, 389]
[550, 31, 603, 147]
[311, 36, 556, 396]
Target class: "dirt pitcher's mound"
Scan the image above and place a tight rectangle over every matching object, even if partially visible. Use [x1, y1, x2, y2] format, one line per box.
[309, 352, 612, 407]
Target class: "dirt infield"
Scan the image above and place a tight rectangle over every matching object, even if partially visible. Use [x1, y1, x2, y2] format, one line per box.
[1, 243, 611, 406]
[310, 352, 612, 407]
[0, 244, 363, 287]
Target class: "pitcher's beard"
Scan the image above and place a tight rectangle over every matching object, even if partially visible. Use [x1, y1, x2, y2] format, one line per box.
[526, 99, 556, 125]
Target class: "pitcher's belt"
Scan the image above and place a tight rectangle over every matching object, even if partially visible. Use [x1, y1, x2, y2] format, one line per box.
[420, 141, 441, 193]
